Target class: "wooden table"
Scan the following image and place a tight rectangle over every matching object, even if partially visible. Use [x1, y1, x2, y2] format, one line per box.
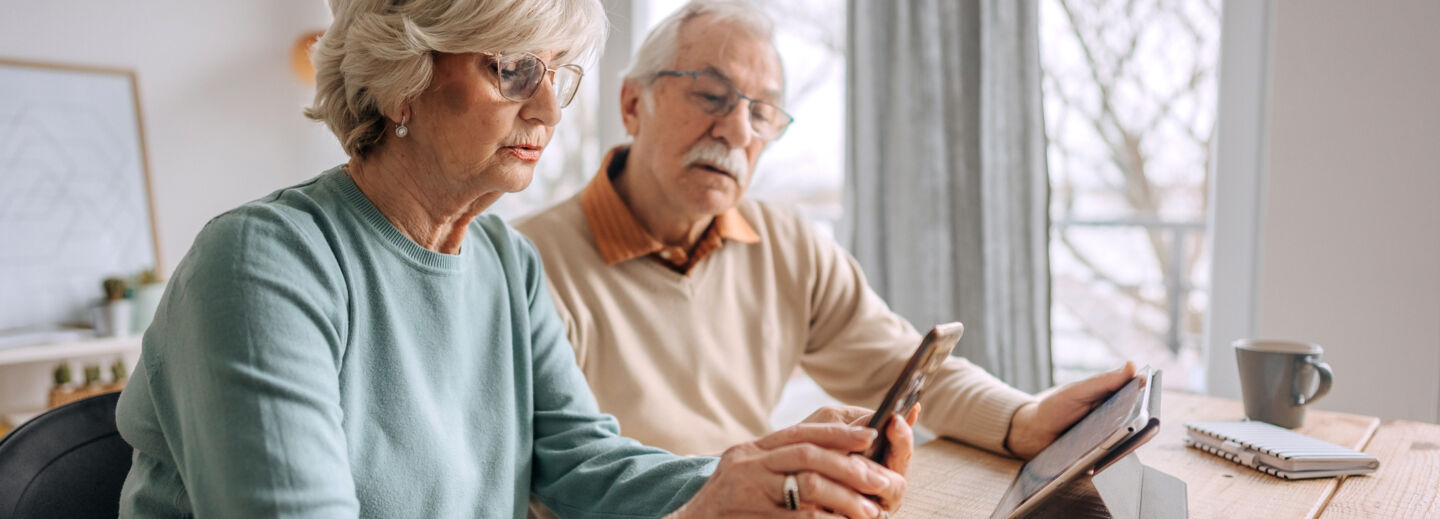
[899, 392, 1440, 518]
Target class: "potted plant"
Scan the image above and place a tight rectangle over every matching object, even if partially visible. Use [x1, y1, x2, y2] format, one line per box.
[47, 363, 76, 408]
[47, 359, 130, 408]
[131, 268, 165, 333]
[95, 277, 132, 337]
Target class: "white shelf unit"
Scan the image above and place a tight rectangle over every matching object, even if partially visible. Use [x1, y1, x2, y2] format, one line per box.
[0, 335, 142, 367]
[0, 336, 143, 423]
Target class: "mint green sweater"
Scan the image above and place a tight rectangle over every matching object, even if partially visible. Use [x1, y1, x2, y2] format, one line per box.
[116, 168, 714, 518]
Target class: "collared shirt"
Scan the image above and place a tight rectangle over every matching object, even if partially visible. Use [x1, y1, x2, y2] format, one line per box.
[579, 146, 760, 275]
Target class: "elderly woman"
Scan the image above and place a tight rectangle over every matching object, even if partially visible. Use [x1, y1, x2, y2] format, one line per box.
[115, 0, 913, 517]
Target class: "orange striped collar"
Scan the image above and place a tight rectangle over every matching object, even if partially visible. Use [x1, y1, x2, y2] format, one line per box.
[580, 146, 760, 271]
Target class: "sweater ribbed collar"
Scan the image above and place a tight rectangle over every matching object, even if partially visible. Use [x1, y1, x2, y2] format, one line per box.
[330, 166, 467, 273]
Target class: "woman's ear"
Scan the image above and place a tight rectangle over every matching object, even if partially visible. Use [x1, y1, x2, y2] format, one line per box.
[384, 105, 409, 127]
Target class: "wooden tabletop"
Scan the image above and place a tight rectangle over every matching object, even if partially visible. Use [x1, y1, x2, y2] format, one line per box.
[899, 391, 1439, 518]
[1320, 419, 1440, 518]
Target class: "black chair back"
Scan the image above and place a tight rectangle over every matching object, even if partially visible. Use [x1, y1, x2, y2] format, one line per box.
[0, 392, 133, 519]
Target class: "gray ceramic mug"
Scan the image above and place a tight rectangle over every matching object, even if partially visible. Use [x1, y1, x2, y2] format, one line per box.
[1234, 339, 1334, 428]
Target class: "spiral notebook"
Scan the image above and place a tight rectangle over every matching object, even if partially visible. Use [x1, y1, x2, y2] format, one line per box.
[1183, 420, 1379, 479]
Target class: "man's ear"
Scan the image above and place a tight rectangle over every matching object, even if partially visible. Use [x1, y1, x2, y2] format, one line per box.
[620, 80, 645, 137]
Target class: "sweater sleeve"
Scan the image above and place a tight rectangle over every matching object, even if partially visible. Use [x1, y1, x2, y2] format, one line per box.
[120, 207, 359, 517]
[542, 279, 588, 368]
[519, 236, 716, 518]
[795, 222, 1037, 455]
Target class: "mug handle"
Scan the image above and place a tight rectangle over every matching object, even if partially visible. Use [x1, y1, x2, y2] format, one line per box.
[1296, 357, 1333, 406]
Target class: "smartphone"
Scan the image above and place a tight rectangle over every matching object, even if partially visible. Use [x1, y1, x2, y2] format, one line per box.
[862, 322, 964, 465]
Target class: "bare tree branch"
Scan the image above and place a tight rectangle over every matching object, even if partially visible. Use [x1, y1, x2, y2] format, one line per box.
[1046, 0, 1220, 362]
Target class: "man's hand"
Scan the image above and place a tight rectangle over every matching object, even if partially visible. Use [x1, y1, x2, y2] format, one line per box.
[1004, 362, 1136, 460]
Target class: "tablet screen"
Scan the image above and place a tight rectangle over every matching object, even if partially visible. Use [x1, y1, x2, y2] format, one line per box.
[992, 372, 1149, 516]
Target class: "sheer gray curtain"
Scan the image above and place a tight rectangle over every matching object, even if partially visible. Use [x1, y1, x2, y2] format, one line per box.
[844, 0, 1052, 392]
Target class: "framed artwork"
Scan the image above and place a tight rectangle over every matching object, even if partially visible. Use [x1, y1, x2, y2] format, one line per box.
[0, 58, 160, 342]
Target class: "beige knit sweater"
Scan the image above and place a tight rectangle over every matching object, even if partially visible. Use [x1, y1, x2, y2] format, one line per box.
[516, 195, 1035, 456]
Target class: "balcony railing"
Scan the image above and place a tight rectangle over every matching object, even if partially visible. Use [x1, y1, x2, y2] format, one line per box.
[1051, 218, 1207, 356]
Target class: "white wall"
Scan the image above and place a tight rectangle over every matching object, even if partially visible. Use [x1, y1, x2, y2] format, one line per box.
[0, 1, 347, 275]
[1, 1, 346, 417]
[1256, 0, 1440, 422]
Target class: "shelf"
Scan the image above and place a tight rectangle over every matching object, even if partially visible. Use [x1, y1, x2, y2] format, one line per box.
[0, 335, 142, 367]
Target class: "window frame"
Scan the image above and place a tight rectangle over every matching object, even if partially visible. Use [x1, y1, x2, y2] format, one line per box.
[1203, 0, 1275, 398]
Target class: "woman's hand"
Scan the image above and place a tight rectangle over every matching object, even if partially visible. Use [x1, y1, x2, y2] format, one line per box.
[801, 404, 921, 477]
[670, 423, 906, 518]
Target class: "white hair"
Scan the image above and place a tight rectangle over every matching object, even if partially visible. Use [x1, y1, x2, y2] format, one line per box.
[306, 0, 607, 157]
[623, 0, 782, 113]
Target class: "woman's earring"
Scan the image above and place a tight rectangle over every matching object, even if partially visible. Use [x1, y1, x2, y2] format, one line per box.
[394, 114, 409, 138]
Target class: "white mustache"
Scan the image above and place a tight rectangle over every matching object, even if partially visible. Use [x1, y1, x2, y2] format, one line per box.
[683, 140, 749, 184]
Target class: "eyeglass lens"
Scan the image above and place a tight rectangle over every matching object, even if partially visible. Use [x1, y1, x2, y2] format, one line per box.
[495, 54, 583, 108]
[684, 73, 789, 139]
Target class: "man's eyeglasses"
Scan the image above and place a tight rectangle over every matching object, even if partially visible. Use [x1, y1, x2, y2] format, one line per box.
[485, 52, 584, 108]
[654, 70, 794, 140]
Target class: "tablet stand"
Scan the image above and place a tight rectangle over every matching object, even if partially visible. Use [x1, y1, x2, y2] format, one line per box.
[1023, 453, 1186, 519]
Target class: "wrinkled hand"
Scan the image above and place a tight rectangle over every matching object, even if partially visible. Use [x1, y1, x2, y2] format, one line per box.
[1005, 362, 1136, 459]
[670, 423, 906, 518]
[801, 404, 921, 477]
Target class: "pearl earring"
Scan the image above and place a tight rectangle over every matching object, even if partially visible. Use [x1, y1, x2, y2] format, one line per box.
[395, 114, 409, 138]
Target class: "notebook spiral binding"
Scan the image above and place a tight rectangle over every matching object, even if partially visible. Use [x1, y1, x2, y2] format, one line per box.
[1188, 425, 1292, 457]
[1183, 435, 1296, 479]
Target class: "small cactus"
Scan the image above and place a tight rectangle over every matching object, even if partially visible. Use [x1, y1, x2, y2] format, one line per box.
[53, 363, 73, 386]
[84, 364, 102, 385]
[111, 359, 129, 382]
[102, 277, 128, 302]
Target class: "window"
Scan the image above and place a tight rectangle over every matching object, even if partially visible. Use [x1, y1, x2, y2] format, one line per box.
[1040, 0, 1223, 389]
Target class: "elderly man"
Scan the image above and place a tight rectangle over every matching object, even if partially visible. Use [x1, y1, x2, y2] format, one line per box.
[517, 0, 1132, 461]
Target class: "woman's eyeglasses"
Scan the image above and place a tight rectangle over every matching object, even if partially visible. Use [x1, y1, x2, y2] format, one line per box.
[486, 52, 584, 108]
[654, 70, 794, 140]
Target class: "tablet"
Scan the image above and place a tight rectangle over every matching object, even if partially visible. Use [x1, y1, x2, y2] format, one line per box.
[862, 322, 964, 465]
[989, 366, 1161, 519]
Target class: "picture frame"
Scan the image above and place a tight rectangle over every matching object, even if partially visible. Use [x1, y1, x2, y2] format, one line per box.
[0, 57, 160, 344]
